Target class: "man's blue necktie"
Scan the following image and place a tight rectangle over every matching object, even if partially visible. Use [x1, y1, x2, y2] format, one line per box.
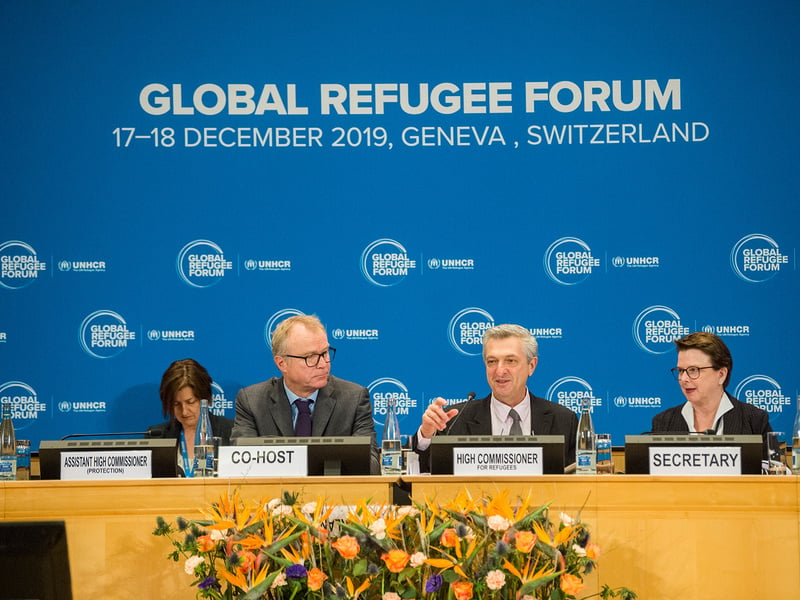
[294, 399, 312, 436]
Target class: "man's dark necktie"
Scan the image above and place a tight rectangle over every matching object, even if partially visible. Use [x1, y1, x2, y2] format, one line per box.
[508, 408, 523, 435]
[295, 399, 312, 436]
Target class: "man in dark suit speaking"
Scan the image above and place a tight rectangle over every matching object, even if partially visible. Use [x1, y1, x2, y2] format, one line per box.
[414, 323, 578, 470]
[231, 314, 380, 473]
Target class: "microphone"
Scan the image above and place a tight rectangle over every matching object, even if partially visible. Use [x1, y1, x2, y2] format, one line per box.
[442, 391, 478, 434]
[60, 431, 151, 440]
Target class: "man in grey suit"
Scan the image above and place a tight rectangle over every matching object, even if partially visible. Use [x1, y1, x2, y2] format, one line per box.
[414, 323, 578, 470]
[232, 314, 380, 474]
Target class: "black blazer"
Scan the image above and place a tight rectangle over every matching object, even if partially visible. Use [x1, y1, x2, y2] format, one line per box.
[145, 414, 235, 477]
[651, 394, 772, 458]
[145, 414, 235, 445]
[415, 392, 578, 471]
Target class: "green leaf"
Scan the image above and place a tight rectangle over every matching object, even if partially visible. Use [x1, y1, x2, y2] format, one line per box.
[519, 571, 561, 595]
[353, 558, 368, 576]
[443, 570, 459, 583]
[241, 577, 273, 600]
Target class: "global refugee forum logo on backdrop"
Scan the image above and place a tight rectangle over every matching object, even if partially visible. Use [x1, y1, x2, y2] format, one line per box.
[264, 308, 305, 347]
[368, 377, 418, 426]
[176, 239, 234, 288]
[730, 233, 789, 283]
[546, 376, 601, 413]
[448, 307, 495, 356]
[0, 380, 46, 429]
[360, 238, 416, 287]
[632, 305, 689, 354]
[79, 310, 136, 359]
[0, 240, 47, 289]
[733, 374, 791, 416]
[543, 237, 600, 285]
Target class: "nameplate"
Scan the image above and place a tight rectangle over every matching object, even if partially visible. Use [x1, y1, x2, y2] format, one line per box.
[649, 446, 743, 475]
[60, 450, 152, 480]
[453, 446, 543, 476]
[217, 445, 308, 478]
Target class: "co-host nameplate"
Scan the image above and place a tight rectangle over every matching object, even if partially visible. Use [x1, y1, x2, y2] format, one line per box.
[217, 445, 308, 477]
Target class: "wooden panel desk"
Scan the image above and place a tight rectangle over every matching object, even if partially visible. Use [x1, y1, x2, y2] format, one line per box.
[0, 477, 396, 600]
[2, 475, 798, 600]
[405, 475, 800, 600]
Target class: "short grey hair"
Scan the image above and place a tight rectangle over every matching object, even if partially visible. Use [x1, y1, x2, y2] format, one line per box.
[482, 324, 538, 362]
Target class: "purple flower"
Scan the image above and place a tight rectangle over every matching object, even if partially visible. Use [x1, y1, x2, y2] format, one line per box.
[425, 574, 443, 593]
[198, 576, 219, 590]
[286, 563, 308, 580]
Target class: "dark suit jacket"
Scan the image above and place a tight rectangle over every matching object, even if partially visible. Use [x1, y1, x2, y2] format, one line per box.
[415, 392, 578, 471]
[145, 414, 235, 476]
[651, 394, 772, 458]
[231, 375, 380, 474]
[145, 414, 235, 445]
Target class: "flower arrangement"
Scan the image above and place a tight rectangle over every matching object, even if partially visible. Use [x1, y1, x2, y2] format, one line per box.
[153, 488, 636, 600]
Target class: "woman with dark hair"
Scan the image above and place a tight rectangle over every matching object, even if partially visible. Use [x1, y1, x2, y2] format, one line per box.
[146, 358, 234, 476]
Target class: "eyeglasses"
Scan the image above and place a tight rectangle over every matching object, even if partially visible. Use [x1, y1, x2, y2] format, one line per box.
[671, 366, 715, 380]
[283, 347, 336, 367]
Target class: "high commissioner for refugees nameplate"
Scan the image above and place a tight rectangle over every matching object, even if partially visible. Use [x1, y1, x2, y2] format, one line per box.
[452, 446, 544, 476]
[217, 445, 308, 478]
[60, 450, 153, 480]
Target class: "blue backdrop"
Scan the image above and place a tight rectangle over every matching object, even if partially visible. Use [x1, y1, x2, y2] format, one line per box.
[2, 1, 798, 451]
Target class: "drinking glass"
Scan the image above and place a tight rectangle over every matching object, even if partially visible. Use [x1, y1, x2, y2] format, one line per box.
[596, 433, 615, 474]
[767, 432, 788, 475]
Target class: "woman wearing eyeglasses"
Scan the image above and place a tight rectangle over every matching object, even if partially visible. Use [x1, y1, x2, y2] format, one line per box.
[651, 332, 772, 438]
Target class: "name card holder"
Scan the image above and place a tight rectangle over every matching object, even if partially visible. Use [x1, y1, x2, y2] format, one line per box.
[217, 445, 308, 478]
[649, 446, 743, 475]
[452, 446, 544, 476]
[61, 450, 153, 480]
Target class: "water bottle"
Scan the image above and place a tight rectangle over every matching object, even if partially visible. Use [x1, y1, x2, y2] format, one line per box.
[0, 402, 17, 481]
[792, 394, 800, 475]
[194, 398, 214, 478]
[381, 396, 402, 475]
[575, 396, 596, 474]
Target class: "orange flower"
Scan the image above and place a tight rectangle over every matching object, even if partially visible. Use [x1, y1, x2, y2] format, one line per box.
[381, 549, 410, 573]
[307, 567, 327, 591]
[560, 573, 584, 596]
[236, 550, 257, 574]
[331, 535, 360, 560]
[451, 580, 474, 600]
[586, 542, 601, 561]
[440, 528, 458, 547]
[196, 535, 215, 553]
[515, 531, 536, 553]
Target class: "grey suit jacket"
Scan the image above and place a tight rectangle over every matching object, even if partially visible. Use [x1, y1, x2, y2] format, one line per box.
[231, 375, 380, 473]
[415, 391, 578, 470]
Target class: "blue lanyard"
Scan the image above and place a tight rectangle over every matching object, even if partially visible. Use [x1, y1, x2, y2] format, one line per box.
[179, 429, 195, 477]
